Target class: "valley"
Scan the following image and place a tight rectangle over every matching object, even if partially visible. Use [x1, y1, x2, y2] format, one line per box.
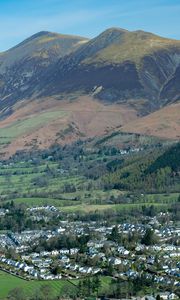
[0, 26, 179, 300]
[0, 138, 179, 299]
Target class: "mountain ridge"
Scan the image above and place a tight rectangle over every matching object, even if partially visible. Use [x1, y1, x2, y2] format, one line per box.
[0, 27, 179, 156]
[0, 27, 180, 111]
[35, 27, 180, 112]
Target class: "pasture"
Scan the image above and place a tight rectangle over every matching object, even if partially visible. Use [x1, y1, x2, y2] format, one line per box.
[0, 270, 76, 299]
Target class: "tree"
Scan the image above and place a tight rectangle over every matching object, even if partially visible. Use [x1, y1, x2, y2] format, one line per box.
[141, 228, 157, 246]
[51, 262, 62, 275]
[78, 281, 83, 297]
[92, 276, 101, 296]
[39, 285, 53, 300]
[107, 263, 114, 276]
[8, 287, 25, 300]
[109, 225, 122, 243]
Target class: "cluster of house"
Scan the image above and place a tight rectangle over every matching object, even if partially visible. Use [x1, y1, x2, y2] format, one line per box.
[27, 205, 58, 213]
[0, 216, 179, 285]
[26, 205, 60, 222]
[136, 292, 179, 300]
[0, 256, 39, 279]
[0, 234, 15, 248]
[0, 254, 63, 280]
[9, 230, 46, 248]
[0, 208, 9, 216]
[119, 147, 142, 155]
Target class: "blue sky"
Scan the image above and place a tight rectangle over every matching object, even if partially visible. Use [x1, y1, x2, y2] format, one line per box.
[0, 0, 180, 51]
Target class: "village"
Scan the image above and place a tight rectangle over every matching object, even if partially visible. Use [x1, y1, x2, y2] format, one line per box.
[0, 206, 179, 297]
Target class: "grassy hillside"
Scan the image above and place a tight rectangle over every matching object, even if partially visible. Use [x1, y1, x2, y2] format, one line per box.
[0, 98, 179, 158]
[0, 111, 67, 145]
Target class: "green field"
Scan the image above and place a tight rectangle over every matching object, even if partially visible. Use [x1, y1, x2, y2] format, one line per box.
[10, 197, 81, 207]
[59, 202, 170, 213]
[0, 156, 178, 215]
[0, 139, 178, 212]
[0, 149, 178, 217]
[0, 159, 125, 206]
[7, 189, 125, 207]
[144, 193, 179, 203]
[0, 161, 85, 200]
[0, 270, 76, 299]
[5, 192, 177, 212]
[0, 270, 113, 299]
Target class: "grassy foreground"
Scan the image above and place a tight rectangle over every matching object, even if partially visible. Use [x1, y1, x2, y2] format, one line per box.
[0, 270, 75, 299]
[0, 270, 113, 299]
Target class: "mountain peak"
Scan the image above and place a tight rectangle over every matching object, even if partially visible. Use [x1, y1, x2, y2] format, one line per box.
[9, 31, 58, 51]
[9, 31, 88, 52]
[98, 27, 128, 39]
[30, 31, 53, 38]
[85, 27, 128, 50]
[103, 27, 128, 33]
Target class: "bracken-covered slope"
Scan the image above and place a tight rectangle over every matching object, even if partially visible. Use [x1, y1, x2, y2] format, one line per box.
[120, 102, 180, 140]
[0, 95, 139, 157]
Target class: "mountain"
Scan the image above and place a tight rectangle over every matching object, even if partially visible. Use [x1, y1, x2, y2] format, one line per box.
[0, 31, 88, 117]
[1, 28, 180, 115]
[35, 28, 180, 113]
[0, 28, 180, 157]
